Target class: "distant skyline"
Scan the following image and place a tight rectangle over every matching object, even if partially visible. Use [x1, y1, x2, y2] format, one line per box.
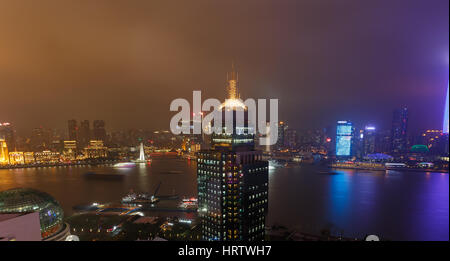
[0, 0, 448, 135]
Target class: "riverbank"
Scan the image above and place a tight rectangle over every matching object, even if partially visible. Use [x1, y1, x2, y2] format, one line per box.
[330, 162, 448, 173]
[0, 159, 120, 170]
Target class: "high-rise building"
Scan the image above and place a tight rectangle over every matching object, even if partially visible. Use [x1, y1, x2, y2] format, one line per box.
[67, 120, 78, 141]
[354, 129, 364, 159]
[336, 121, 353, 158]
[276, 121, 287, 150]
[376, 130, 391, 154]
[0, 122, 16, 151]
[363, 126, 376, 156]
[443, 82, 449, 134]
[298, 129, 326, 151]
[93, 120, 106, 142]
[30, 127, 51, 152]
[284, 128, 297, 149]
[391, 107, 408, 154]
[197, 65, 268, 241]
[79, 120, 90, 146]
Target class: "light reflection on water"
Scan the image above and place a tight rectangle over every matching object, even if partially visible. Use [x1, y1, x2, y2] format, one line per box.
[267, 165, 448, 240]
[0, 160, 448, 241]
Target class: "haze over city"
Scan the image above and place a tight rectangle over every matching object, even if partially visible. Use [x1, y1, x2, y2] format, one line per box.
[0, 0, 448, 135]
[0, 0, 449, 247]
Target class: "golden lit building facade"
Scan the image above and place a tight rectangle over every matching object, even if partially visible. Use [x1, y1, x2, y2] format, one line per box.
[197, 65, 268, 241]
[8, 152, 24, 165]
[34, 151, 60, 164]
[83, 140, 108, 159]
[24, 152, 36, 164]
[0, 138, 9, 165]
[63, 140, 77, 161]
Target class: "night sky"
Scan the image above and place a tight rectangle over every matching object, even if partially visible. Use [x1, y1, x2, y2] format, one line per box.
[0, 0, 448, 135]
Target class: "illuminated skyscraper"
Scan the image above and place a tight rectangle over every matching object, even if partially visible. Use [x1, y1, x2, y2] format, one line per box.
[336, 121, 354, 157]
[363, 126, 376, 156]
[443, 82, 449, 134]
[391, 107, 408, 154]
[197, 65, 268, 241]
[277, 121, 287, 150]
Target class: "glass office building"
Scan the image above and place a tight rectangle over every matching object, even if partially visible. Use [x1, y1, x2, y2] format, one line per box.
[336, 121, 354, 157]
[197, 66, 268, 241]
[391, 107, 408, 154]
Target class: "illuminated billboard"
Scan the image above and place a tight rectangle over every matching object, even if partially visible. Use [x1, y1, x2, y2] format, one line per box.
[336, 121, 353, 157]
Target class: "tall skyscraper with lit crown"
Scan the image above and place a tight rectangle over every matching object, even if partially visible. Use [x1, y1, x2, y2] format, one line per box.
[197, 65, 268, 241]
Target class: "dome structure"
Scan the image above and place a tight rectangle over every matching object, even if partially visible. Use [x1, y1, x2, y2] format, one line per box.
[410, 144, 429, 154]
[0, 188, 65, 239]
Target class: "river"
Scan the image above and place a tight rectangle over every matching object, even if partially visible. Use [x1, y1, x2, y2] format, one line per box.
[0, 158, 447, 241]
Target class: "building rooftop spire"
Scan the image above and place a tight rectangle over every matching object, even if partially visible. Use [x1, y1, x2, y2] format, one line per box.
[220, 62, 246, 110]
[227, 62, 238, 99]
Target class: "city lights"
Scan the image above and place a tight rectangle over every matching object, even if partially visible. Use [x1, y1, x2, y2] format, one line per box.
[0, 0, 448, 250]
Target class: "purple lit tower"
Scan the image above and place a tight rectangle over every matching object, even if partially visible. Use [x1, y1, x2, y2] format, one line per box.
[444, 82, 449, 134]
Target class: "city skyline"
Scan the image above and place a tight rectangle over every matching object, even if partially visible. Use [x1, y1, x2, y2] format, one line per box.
[0, 0, 448, 134]
[1, 98, 448, 139]
[0, 0, 448, 245]
[1, 66, 448, 165]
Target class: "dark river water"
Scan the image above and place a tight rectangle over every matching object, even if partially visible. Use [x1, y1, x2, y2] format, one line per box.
[0, 158, 448, 241]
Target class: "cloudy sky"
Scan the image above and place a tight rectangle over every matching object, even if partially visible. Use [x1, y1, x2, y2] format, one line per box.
[0, 0, 448, 135]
